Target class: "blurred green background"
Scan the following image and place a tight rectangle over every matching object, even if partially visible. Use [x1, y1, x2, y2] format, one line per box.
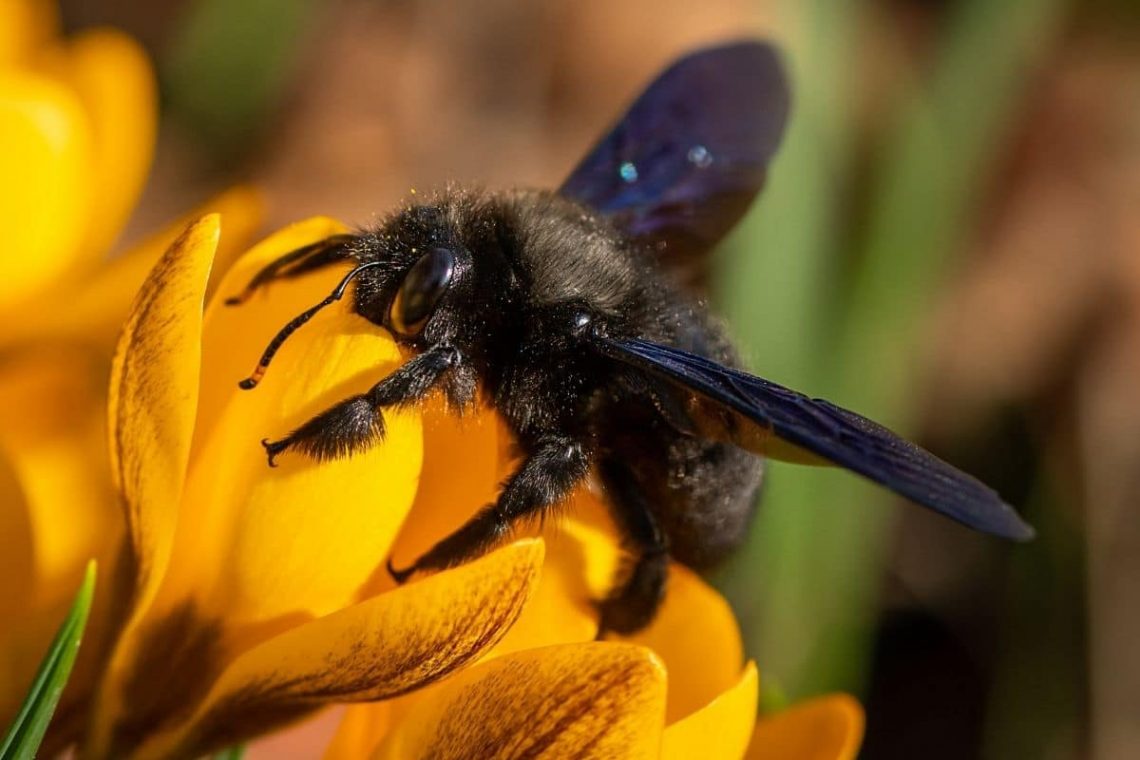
[63, 0, 1140, 756]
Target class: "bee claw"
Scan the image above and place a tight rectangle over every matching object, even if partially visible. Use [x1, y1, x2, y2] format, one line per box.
[386, 557, 416, 584]
[261, 437, 288, 467]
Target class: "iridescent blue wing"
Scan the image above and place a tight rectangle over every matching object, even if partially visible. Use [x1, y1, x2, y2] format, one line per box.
[599, 337, 1034, 541]
[559, 40, 790, 276]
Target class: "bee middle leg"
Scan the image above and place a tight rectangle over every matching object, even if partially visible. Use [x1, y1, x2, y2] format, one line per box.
[387, 434, 590, 582]
[225, 234, 357, 305]
[261, 344, 460, 465]
[595, 457, 669, 636]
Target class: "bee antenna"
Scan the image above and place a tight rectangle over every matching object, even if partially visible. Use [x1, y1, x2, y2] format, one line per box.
[238, 261, 382, 390]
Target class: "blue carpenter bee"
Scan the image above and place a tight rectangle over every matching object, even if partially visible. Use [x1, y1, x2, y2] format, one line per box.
[231, 41, 1032, 634]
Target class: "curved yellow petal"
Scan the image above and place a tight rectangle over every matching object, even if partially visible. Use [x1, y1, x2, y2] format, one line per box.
[108, 214, 216, 610]
[0, 69, 91, 310]
[0, 348, 115, 595]
[619, 561, 745, 723]
[384, 401, 507, 578]
[154, 217, 420, 626]
[383, 407, 624, 655]
[85, 217, 220, 759]
[0, 347, 123, 735]
[0, 0, 57, 64]
[382, 402, 597, 654]
[492, 489, 627, 654]
[371, 642, 666, 760]
[170, 310, 422, 627]
[0, 186, 264, 351]
[488, 529, 599, 655]
[140, 540, 545, 760]
[746, 695, 864, 760]
[662, 661, 758, 760]
[205, 186, 268, 297]
[61, 28, 155, 256]
[558, 491, 624, 599]
[89, 218, 419, 758]
[194, 216, 349, 446]
[365, 496, 621, 749]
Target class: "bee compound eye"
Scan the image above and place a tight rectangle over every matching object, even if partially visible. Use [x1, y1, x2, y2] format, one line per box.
[390, 247, 456, 336]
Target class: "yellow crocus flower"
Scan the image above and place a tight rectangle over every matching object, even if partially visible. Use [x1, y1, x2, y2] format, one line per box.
[77, 215, 863, 759]
[0, 0, 261, 740]
[80, 216, 541, 759]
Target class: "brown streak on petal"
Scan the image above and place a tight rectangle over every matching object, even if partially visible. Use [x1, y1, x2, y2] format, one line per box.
[421, 645, 664, 759]
[105, 601, 225, 758]
[174, 550, 539, 758]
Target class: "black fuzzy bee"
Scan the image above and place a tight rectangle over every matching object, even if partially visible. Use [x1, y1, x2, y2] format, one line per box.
[231, 40, 1032, 635]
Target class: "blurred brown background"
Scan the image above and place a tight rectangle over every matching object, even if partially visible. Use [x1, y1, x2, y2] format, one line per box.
[60, 0, 1140, 757]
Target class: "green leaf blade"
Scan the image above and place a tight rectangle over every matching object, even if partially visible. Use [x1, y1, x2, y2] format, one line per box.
[0, 561, 96, 760]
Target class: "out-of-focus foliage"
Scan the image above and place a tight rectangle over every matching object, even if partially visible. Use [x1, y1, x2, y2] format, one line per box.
[163, 0, 320, 158]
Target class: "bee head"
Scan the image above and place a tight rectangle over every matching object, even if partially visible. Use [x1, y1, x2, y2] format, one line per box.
[351, 196, 523, 366]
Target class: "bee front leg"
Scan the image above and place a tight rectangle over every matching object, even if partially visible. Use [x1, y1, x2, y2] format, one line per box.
[387, 435, 590, 582]
[225, 234, 357, 306]
[260, 344, 460, 465]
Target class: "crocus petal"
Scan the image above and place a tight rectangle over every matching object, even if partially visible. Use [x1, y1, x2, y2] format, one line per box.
[381, 401, 602, 654]
[0, 68, 91, 310]
[491, 488, 629, 653]
[59, 28, 155, 256]
[488, 522, 600, 655]
[0, 348, 116, 595]
[90, 218, 424, 758]
[85, 218, 218, 756]
[0, 186, 264, 351]
[369, 642, 667, 760]
[557, 492, 625, 597]
[138, 540, 545, 760]
[618, 560, 745, 723]
[0, 0, 57, 65]
[661, 661, 758, 760]
[347, 497, 620, 758]
[384, 401, 510, 575]
[154, 217, 421, 626]
[108, 215, 215, 610]
[746, 695, 865, 760]
[168, 310, 421, 627]
[193, 216, 352, 449]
